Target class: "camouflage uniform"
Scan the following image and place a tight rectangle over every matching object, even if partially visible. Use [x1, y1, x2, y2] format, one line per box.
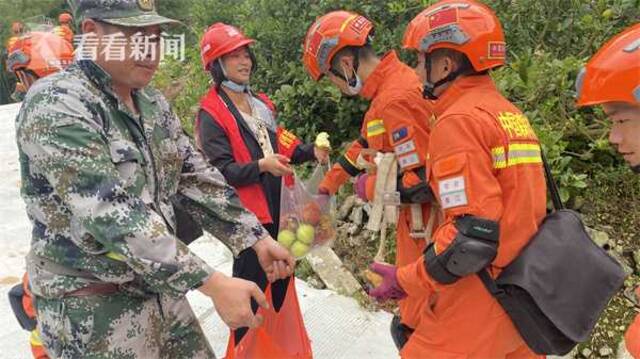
[15, 2, 267, 358]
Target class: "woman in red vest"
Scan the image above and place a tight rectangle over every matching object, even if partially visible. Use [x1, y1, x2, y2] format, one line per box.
[196, 23, 329, 345]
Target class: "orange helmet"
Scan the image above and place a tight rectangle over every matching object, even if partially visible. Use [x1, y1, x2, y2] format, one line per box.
[58, 13, 73, 24]
[7, 31, 74, 79]
[302, 11, 374, 81]
[403, 0, 506, 72]
[200, 23, 255, 71]
[576, 23, 640, 107]
[11, 22, 24, 35]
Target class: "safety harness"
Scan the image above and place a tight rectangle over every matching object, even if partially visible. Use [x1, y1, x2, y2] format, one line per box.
[357, 150, 438, 261]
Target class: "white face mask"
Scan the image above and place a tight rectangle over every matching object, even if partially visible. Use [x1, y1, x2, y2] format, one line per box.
[219, 59, 250, 93]
[342, 67, 363, 96]
[221, 80, 250, 93]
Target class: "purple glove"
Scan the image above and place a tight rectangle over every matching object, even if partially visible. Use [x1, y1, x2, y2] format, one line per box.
[354, 173, 369, 201]
[368, 262, 407, 302]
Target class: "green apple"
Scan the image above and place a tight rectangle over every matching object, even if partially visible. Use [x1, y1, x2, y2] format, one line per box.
[277, 229, 296, 248]
[296, 224, 315, 245]
[291, 241, 310, 258]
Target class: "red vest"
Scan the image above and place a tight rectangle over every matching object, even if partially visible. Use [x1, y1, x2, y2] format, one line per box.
[197, 87, 301, 224]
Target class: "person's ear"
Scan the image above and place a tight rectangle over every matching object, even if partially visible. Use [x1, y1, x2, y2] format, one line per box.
[443, 56, 454, 76]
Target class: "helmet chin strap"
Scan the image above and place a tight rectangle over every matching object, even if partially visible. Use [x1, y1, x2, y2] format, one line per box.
[219, 59, 250, 93]
[343, 67, 363, 96]
[328, 48, 363, 96]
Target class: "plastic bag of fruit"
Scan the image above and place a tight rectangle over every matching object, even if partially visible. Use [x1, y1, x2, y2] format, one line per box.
[277, 171, 336, 258]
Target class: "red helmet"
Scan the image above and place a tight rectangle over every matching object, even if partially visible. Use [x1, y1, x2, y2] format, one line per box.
[302, 11, 374, 81]
[7, 31, 74, 79]
[58, 13, 73, 24]
[200, 23, 255, 71]
[403, 0, 506, 72]
[576, 23, 640, 107]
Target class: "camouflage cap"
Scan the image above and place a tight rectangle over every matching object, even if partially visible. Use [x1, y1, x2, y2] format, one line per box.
[70, 0, 180, 28]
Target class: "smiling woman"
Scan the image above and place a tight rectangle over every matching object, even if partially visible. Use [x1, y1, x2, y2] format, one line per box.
[195, 22, 325, 358]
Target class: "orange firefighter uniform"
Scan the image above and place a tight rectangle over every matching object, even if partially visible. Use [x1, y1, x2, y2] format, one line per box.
[397, 2, 547, 357]
[7, 31, 72, 358]
[53, 25, 74, 45]
[303, 12, 436, 333]
[318, 50, 435, 331]
[54, 13, 74, 44]
[396, 74, 547, 359]
[21, 275, 48, 359]
[627, 313, 640, 359]
[6, 36, 19, 51]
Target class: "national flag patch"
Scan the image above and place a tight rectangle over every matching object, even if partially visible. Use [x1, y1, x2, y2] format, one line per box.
[306, 25, 324, 56]
[392, 127, 408, 143]
[428, 7, 458, 30]
[488, 41, 506, 59]
[350, 16, 369, 33]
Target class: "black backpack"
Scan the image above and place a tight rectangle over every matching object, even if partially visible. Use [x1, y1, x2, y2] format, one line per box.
[478, 152, 627, 355]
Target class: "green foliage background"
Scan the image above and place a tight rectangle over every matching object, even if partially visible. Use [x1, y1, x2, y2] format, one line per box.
[150, 0, 640, 206]
[1, 0, 639, 355]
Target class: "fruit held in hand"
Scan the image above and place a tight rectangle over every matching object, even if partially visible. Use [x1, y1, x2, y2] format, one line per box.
[364, 269, 384, 288]
[296, 224, 315, 245]
[315, 132, 331, 150]
[291, 241, 310, 257]
[277, 230, 296, 248]
[302, 203, 322, 225]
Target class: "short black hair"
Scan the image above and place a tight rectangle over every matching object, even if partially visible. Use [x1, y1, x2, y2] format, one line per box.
[429, 48, 476, 75]
[329, 44, 376, 72]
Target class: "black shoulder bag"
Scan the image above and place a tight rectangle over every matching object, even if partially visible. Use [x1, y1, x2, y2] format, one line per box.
[478, 152, 627, 355]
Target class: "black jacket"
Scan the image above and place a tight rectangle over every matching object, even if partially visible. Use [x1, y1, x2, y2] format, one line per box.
[197, 90, 315, 236]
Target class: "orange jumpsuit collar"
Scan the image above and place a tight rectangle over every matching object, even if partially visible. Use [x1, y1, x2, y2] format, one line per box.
[360, 51, 403, 100]
[434, 74, 496, 115]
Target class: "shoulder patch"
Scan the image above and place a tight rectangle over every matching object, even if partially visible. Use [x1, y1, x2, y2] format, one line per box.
[392, 127, 408, 143]
[439, 176, 467, 209]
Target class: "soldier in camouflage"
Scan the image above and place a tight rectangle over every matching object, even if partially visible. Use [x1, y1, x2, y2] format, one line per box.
[15, 0, 295, 358]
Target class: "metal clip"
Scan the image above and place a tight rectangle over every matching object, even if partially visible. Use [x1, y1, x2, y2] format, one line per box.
[382, 191, 401, 206]
[409, 231, 428, 239]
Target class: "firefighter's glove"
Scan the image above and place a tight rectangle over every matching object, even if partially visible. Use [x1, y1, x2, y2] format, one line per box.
[367, 262, 407, 302]
[354, 173, 369, 201]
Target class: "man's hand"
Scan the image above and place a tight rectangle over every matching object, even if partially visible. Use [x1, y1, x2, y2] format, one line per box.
[258, 154, 293, 176]
[198, 272, 268, 330]
[367, 262, 407, 302]
[253, 236, 295, 282]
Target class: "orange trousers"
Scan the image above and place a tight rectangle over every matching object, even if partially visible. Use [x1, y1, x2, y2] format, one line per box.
[627, 314, 640, 358]
[395, 207, 429, 330]
[22, 274, 49, 359]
